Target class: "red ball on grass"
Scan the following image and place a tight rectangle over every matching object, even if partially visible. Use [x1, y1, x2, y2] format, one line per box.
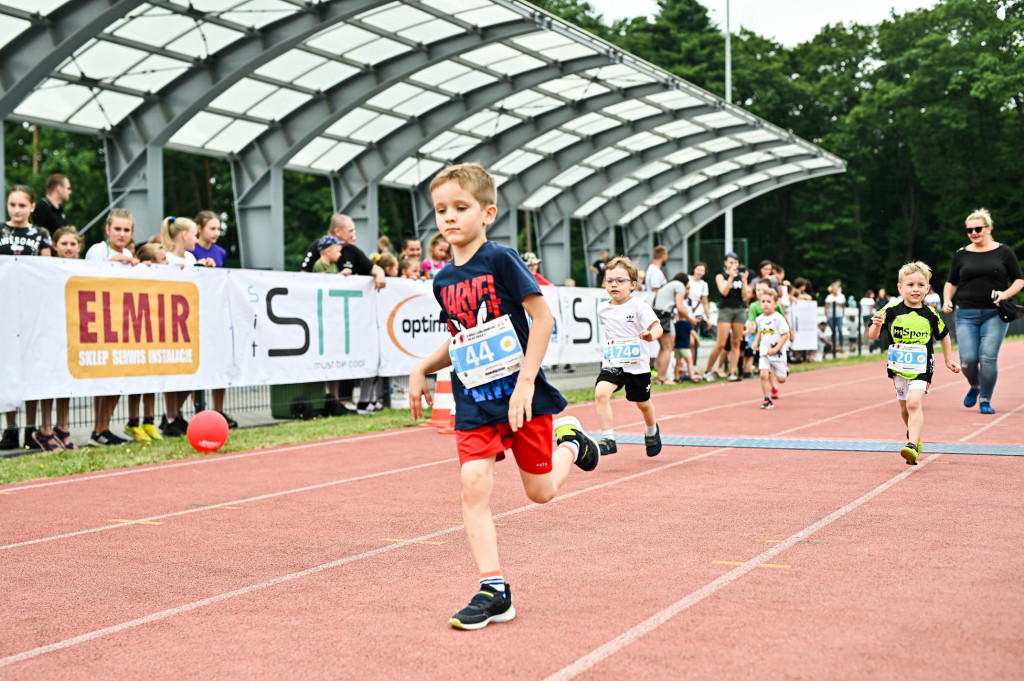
[187, 410, 229, 453]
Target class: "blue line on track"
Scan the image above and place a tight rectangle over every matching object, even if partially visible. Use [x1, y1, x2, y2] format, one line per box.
[608, 434, 1024, 457]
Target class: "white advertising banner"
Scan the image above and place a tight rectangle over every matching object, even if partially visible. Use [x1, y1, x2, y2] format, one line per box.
[375, 277, 448, 376]
[790, 299, 819, 351]
[228, 270, 380, 385]
[1, 257, 233, 402]
[556, 286, 611, 364]
[0, 257, 620, 404]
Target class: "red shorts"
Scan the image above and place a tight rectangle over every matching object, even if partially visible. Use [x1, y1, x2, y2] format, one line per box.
[455, 414, 554, 474]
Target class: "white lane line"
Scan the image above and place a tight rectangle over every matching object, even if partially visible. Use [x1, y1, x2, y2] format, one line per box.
[0, 457, 457, 551]
[542, 453, 939, 681]
[0, 447, 730, 669]
[959, 402, 1024, 442]
[1, 429, 418, 493]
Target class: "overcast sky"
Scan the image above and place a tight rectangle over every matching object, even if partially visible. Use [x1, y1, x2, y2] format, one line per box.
[584, 0, 938, 46]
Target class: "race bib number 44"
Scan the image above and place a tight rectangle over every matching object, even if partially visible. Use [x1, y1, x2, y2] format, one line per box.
[887, 343, 927, 374]
[449, 315, 525, 388]
[604, 338, 643, 367]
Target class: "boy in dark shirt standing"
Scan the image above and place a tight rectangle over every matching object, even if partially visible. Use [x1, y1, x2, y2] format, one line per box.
[869, 261, 960, 465]
[409, 163, 599, 630]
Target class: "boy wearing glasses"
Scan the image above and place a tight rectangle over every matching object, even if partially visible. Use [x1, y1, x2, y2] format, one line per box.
[868, 261, 960, 465]
[593, 256, 664, 457]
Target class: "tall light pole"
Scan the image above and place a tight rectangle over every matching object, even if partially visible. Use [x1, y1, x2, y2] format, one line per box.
[723, 0, 733, 256]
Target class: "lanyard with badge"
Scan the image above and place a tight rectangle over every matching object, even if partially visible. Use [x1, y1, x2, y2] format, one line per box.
[887, 343, 927, 374]
[449, 315, 525, 388]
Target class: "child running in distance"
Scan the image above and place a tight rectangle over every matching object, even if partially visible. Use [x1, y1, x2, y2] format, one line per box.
[752, 288, 790, 410]
[868, 261, 960, 465]
[408, 162, 599, 630]
[594, 256, 664, 457]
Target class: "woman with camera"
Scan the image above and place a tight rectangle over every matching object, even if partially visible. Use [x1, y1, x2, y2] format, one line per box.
[703, 252, 749, 381]
[942, 208, 1024, 414]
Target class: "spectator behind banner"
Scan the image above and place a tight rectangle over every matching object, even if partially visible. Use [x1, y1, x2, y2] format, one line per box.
[32, 173, 71, 234]
[590, 248, 609, 287]
[521, 251, 551, 285]
[421, 232, 451, 279]
[399, 256, 421, 279]
[299, 213, 349, 272]
[313, 235, 342, 274]
[189, 210, 227, 267]
[645, 245, 668, 292]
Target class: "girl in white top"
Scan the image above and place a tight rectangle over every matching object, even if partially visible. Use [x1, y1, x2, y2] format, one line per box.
[161, 215, 215, 268]
[594, 256, 664, 457]
[687, 262, 711, 321]
[84, 208, 139, 265]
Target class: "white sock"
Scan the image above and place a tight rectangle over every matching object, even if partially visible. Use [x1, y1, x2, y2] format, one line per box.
[601, 429, 614, 440]
[645, 424, 657, 437]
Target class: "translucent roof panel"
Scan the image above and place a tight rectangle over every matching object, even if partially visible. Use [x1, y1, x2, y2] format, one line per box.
[1, 0, 844, 239]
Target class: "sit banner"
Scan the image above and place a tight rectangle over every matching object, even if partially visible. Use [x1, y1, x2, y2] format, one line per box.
[0, 256, 233, 402]
[0, 257, 614, 404]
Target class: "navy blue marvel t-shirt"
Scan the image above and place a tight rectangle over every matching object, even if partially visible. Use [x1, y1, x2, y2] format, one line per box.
[433, 240, 567, 430]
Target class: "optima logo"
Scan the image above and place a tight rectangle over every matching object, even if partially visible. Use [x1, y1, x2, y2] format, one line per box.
[386, 294, 450, 358]
[65, 276, 200, 378]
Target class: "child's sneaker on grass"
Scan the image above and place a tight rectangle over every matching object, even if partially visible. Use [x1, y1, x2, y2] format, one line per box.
[449, 583, 515, 630]
[553, 416, 600, 471]
[124, 424, 152, 444]
[645, 425, 662, 457]
[599, 438, 617, 456]
[142, 423, 163, 441]
[760, 398, 774, 410]
[899, 441, 919, 466]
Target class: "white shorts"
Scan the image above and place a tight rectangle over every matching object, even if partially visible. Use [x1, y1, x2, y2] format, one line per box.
[758, 354, 788, 378]
[893, 376, 930, 400]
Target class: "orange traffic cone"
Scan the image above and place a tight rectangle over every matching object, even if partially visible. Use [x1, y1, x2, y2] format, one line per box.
[420, 367, 456, 433]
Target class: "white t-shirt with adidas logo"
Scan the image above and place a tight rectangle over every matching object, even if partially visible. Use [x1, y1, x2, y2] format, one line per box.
[598, 297, 660, 375]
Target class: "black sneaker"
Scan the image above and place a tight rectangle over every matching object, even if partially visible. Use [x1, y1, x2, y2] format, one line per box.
[645, 425, 663, 457]
[23, 426, 39, 451]
[0, 426, 19, 451]
[160, 415, 189, 437]
[760, 398, 774, 410]
[217, 411, 239, 429]
[89, 430, 127, 447]
[450, 583, 515, 630]
[599, 438, 617, 455]
[553, 416, 600, 471]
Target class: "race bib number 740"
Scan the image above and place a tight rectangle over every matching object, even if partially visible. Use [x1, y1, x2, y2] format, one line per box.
[449, 315, 525, 388]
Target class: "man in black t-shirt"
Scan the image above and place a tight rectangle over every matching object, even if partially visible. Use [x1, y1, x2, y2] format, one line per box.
[32, 174, 71, 234]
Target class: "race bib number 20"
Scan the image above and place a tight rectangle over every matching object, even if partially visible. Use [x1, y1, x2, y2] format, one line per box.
[449, 315, 525, 388]
[887, 343, 927, 374]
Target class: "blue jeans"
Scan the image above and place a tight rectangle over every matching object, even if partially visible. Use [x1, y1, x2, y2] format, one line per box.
[955, 307, 1008, 401]
[829, 315, 844, 347]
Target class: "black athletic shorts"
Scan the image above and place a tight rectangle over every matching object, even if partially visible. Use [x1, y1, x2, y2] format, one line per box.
[596, 367, 652, 402]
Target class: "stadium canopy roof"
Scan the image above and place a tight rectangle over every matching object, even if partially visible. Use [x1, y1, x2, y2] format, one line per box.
[0, 0, 845, 280]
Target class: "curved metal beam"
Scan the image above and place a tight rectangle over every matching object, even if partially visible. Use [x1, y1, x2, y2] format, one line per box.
[0, 0, 145, 119]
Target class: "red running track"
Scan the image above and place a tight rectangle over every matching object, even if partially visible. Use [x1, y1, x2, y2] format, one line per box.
[1, 345, 1023, 680]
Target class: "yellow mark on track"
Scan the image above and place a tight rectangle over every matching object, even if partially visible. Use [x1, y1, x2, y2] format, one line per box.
[713, 560, 791, 569]
[217, 506, 241, 510]
[381, 538, 443, 545]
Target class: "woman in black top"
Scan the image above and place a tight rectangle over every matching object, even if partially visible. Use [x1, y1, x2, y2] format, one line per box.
[942, 208, 1024, 414]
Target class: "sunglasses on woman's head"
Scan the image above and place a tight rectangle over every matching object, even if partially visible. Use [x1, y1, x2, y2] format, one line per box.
[966, 226, 985, 234]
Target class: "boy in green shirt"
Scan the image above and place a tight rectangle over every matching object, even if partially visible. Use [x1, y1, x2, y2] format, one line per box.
[312, 235, 342, 274]
[868, 261, 960, 464]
